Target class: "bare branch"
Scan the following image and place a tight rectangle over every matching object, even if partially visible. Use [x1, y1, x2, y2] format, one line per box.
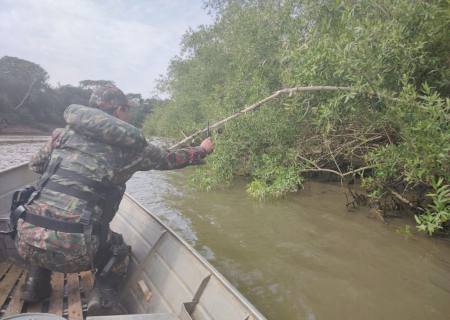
[300, 165, 375, 178]
[180, 130, 188, 138]
[14, 78, 38, 110]
[297, 154, 320, 169]
[300, 168, 343, 177]
[342, 165, 374, 176]
[388, 188, 425, 212]
[169, 85, 352, 150]
[327, 142, 343, 175]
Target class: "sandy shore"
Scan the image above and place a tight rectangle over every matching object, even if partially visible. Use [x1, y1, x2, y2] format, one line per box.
[0, 135, 49, 143]
[0, 125, 53, 136]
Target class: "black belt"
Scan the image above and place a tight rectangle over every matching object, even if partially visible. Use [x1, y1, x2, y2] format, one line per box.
[56, 168, 112, 192]
[13, 206, 101, 234]
[44, 180, 120, 220]
[45, 180, 105, 205]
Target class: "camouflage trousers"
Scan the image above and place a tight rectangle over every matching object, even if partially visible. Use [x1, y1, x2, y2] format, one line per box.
[8, 229, 130, 289]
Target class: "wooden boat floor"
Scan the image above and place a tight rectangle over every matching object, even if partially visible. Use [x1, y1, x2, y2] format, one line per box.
[0, 262, 95, 319]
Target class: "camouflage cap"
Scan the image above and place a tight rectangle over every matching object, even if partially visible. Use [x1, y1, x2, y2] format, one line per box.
[88, 85, 129, 113]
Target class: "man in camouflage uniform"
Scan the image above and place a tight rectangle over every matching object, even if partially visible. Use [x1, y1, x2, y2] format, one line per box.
[11, 85, 213, 315]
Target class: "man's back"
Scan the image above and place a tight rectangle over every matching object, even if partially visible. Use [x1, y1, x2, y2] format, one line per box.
[18, 104, 146, 272]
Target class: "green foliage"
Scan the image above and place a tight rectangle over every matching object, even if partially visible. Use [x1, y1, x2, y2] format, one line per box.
[144, 0, 449, 233]
[415, 177, 450, 235]
[128, 95, 164, 129]
[365, 85, 449, 188]
[247, 152, 303, 200]
[0, 56, 48, 84]
[1, 57, 57, 126]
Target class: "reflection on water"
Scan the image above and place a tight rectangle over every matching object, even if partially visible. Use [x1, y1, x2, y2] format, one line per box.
[126, 170, 198, 244]
[128, 167, 450, 320]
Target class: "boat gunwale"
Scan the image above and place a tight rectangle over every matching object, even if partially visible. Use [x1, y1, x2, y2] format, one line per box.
[0, 162, 29, 175]
[0, 163, 267, 320]
[123, 192, 267, 319]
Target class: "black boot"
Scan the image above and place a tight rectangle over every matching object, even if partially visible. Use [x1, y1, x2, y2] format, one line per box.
[87, 281, 127, 316]
[21, 266, 52, 302]
[88, 231, 129, 316]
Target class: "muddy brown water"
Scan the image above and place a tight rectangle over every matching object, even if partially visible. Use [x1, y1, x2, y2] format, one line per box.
[128, 169, 450, 320]
[3, 140, 450, 320]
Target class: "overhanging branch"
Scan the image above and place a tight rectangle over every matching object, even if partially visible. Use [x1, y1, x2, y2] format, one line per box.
[169, 85, 351, 150]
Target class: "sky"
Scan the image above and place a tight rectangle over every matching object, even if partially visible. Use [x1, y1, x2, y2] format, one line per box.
[0, 0, 213, 97]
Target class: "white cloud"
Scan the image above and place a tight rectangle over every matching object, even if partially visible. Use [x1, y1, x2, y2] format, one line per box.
[0, 0, 211, 97]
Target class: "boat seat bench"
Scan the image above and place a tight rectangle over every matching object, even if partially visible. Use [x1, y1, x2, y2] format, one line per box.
[0, 262, 93, 319]
[0, 262, 180, 320]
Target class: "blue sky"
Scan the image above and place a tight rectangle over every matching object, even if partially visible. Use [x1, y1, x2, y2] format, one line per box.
[0, 0, 212, 97]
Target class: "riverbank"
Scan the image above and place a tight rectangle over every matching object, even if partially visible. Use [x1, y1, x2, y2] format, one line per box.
[0, 135, 49, 144]
[0, 125, 52, 136]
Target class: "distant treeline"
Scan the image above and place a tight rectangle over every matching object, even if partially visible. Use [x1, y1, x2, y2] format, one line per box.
[144, 0, 449, 234]
[0, 56, 161, 131]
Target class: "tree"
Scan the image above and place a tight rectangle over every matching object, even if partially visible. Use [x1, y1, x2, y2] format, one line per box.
[0, 57, 103, 128]
[130, 96, 165, 128]
[55, 85, 90, 107]
[144, 0, 450, 233]
[0, 56, 51, 125]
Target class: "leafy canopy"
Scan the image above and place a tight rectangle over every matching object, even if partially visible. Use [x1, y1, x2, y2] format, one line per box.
[144, 0, 450, 233]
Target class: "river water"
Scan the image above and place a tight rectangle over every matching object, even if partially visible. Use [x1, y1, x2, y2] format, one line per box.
[2, 141, 450, 320]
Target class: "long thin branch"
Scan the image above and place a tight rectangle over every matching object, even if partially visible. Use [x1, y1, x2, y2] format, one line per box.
[300, 168, 343, 177]
[300, 165, 375, 178]
[342, 165, 374, 176]
[327, 142, 343, 175]
[14, 78, 37, 110]
[169, 85, 351, 150]
[388, 188, 425, 212]
[297, 154, 320, 169]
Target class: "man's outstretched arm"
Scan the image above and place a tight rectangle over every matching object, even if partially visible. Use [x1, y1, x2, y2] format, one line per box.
[138, 138, 213, 171]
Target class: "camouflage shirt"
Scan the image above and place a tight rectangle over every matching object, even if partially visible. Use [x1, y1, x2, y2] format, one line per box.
[17, 105, 206, 262]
